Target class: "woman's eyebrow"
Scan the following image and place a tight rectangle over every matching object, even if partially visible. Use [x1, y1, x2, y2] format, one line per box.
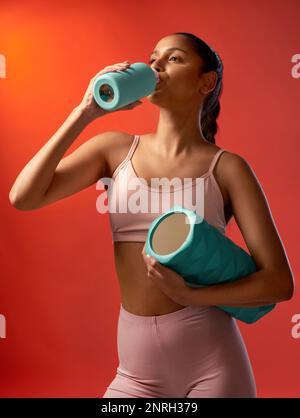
[151, 47, 187, 55]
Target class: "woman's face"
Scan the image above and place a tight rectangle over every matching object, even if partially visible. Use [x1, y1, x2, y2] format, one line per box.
[147, 35, 206, 108]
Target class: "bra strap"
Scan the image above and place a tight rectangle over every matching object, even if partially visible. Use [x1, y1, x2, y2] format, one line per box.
[127, 135, 140, 160]
[111, 135, 140, 179]
[208, 149, 226, 174]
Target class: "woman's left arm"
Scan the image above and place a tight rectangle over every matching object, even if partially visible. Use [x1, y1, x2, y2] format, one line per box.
[187, 152, 295, 307]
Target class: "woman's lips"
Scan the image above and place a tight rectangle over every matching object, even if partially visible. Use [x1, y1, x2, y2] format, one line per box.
[151, 70, 164, 90]
[152, 70, 162, 84]
[155, 75, 163, 86]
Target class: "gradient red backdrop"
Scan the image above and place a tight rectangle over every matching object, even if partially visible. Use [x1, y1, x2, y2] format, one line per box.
[1, 0, 299, 398]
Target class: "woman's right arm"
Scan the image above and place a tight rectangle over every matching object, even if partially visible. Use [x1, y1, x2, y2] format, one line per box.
[9, 107, 96, 210]
[9, 61, 142, 211]
[8, 109, 122, 210]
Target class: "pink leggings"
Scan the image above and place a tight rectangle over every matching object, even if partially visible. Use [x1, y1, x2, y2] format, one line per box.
[103, 303, 257, 398]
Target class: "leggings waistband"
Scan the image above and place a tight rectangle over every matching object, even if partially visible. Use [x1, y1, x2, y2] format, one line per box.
[119, 303, 209, 325]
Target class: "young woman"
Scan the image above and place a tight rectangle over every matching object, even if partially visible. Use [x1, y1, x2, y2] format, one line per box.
[9, 32, 294, 398]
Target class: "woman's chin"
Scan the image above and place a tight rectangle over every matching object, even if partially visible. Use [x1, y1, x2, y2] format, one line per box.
[146, 89, 165, 102]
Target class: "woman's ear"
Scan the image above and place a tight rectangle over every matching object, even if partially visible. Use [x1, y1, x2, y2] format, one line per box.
[198, 70, 218, 95]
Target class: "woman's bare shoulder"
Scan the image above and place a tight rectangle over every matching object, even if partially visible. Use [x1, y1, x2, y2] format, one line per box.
[213, 148, 253, 207]
[219, 150, 255, 178]
[99, 131, 136, 178]
[97, 130, 134, 150]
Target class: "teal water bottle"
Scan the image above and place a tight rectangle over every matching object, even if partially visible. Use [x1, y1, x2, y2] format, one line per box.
[92, 62, 159, 111]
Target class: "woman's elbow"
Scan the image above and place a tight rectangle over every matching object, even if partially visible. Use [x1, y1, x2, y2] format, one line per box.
[8, 190, 37, 211]
[280, 269, 295, 301]
[284, 278, 294, 301]
[266, 267, 295, 302]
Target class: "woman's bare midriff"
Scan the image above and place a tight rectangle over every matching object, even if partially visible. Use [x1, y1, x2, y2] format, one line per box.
[106, 132, 232, 317]
[113, 241, 188, 316]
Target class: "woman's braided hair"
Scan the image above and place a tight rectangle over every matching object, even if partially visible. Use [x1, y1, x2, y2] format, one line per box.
[172, 32, 224, 144]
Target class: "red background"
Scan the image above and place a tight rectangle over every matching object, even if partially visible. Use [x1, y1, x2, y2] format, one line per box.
[0, 0, 299, 398]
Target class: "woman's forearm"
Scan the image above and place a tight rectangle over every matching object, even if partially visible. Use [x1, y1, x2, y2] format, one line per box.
[9, 107, 93, 209]
[187, 268, 293, 307]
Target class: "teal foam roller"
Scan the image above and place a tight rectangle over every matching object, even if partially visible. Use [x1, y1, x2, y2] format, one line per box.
[145, 205, 276, 324]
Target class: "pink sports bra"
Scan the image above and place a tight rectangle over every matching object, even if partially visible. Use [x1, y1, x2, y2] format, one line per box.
[105, 135, 228, 243]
